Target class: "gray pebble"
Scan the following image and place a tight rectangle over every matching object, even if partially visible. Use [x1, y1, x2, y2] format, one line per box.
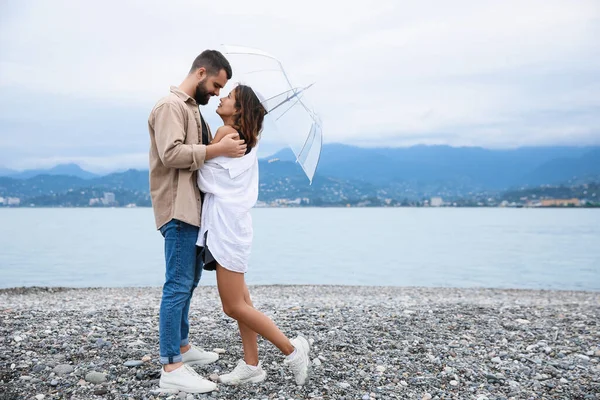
[1, 286, 598, 399]
[53, 364, 73, 376]
[85, 371, 107, 384]
[124, 360, 144, 367]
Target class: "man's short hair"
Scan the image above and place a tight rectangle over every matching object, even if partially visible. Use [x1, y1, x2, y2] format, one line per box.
[190, 50, 232, 79]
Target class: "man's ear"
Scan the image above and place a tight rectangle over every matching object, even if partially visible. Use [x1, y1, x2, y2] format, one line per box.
[196, 67, 206, 80]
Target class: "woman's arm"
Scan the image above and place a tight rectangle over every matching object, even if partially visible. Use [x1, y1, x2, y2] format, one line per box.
[211, 126, 239, 144]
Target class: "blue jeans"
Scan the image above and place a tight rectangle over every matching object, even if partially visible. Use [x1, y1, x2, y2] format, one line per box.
[158, 219, 204, 364]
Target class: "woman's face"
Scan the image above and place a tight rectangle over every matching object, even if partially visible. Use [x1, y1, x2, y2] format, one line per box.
[216, 89, 237, 118]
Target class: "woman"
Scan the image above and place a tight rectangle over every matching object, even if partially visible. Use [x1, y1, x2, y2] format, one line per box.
[196, 84, 310, 386]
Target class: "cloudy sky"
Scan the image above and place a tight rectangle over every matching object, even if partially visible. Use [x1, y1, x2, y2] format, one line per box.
[1, 0, 599, 172]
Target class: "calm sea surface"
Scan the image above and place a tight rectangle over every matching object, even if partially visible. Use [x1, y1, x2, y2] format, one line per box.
[0, 208, 598, 291]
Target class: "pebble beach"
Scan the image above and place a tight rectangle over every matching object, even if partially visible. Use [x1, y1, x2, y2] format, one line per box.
[1, 286, 598, 399]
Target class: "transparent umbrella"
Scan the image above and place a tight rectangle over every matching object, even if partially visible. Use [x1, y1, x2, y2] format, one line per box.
[221, 45, 323, 183]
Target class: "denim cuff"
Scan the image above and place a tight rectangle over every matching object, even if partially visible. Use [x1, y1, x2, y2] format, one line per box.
[180, 337, 189, 347]
[159, 354, 183, 365]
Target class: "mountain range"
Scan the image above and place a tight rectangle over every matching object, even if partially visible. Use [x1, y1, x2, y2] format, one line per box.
[1, 144, 599, 204]
[270, 144, 600, 188]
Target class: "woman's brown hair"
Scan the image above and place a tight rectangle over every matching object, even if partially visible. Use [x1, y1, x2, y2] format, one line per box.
[231, 85, 266, 150]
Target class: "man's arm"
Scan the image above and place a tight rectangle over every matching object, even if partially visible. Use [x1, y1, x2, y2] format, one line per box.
[211, 126, 239, 144]
[206, 133, 247, 159]
[152, 103, 246, 170]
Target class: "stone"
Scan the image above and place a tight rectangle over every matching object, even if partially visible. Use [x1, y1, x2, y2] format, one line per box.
[53, 364, 73, 376]
[32, 364, 46, 373]
[85, 371, 107, 384]
[124, 360, 144, 367]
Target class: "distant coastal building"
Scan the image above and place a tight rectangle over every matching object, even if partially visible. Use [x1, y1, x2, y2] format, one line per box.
[430, 197, 443, 207]
[0, 197, 4, 205]
[102, 192, 116, 205]
[540, 198, 580, 207]
[7, 197, 21, 206]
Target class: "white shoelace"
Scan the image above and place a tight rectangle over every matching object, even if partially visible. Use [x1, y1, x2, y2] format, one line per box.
[183, 365, 202, 377]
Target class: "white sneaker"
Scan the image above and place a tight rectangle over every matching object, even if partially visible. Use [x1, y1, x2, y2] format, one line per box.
[159, 364, 217, 393]
[284, 336, 311, 385]
[182, 344, 219, 366]
[219, 359, 267, 385]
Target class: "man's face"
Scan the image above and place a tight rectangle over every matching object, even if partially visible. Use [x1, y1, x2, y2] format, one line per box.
[194, 68, 228, 105]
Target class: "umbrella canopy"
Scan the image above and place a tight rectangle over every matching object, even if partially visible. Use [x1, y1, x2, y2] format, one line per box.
[221, 45, 323, 184]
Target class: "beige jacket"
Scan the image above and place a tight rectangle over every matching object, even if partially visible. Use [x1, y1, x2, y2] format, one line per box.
[148, 86, 212, 229]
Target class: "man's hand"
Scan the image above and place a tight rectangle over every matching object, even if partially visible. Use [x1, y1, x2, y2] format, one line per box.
[218, 132, 247, 157]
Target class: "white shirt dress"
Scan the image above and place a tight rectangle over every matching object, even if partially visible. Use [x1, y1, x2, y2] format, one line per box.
[196, 146, 259, 273]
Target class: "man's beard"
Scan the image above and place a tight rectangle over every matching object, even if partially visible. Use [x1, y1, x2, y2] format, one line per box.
[194, 80, 211, 105]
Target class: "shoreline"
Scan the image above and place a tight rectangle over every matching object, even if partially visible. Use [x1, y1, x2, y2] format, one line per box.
[1, 286, 598, 399]
[2, 284, 599, 295]
[2, 205, 600, 209]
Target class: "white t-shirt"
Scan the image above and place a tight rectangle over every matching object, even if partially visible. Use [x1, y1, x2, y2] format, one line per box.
[196, 146, 259, 273]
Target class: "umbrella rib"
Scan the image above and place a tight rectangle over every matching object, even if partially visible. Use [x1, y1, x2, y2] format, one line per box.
[274, 96, 303, 121]
[266, 83, 314, 114]
[261, 87, 299, 104]
[267, 89, 303, 114]
[297, 123, 316, 162]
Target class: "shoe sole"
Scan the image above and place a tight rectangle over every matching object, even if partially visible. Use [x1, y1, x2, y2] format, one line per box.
[159, 382, 216, 394]
[220, 370, 267, 385]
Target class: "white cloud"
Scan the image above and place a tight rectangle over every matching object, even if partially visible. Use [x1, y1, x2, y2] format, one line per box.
[0, 0, 599, 169]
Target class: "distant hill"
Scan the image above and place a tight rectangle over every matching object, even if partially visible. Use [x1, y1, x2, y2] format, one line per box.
[1, 144, 599, 205]
[275, 144, 599, 189]
[0, 167, 16, 176]
[3, 163, 98, 180]
[525, 148, 600, 185]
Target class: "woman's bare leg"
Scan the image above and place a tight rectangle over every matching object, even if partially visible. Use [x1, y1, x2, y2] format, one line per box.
[238, 283, 259, 365]
[216, 265, 294, 355]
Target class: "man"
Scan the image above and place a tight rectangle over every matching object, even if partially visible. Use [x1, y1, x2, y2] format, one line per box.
[148, 50, 246, 393]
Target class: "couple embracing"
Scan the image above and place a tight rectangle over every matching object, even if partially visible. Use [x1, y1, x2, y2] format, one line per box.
[147, 49, 310, 393]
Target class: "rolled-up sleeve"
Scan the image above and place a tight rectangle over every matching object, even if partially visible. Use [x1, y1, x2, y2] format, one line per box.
[152, 102, 206, 170]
